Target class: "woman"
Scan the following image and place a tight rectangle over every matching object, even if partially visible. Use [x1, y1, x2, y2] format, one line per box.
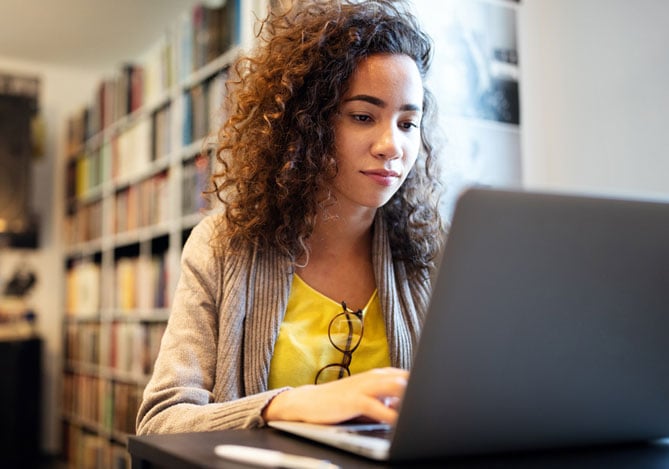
[136, 0, 444, 434]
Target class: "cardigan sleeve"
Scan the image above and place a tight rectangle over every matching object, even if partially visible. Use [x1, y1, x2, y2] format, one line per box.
[136, 216, 289, 434]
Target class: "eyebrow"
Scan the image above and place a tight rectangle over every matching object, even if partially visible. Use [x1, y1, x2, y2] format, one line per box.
[343, 94, 422, 112]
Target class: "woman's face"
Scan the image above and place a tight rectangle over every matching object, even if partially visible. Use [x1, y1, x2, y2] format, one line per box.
[331, 53, 424, 214]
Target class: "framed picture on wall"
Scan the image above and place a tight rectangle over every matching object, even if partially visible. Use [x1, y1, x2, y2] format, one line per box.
[414, 0, 521, 217]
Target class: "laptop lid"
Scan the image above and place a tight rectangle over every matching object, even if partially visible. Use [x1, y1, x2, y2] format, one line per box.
[270, 187, 669, 461]
[389, 187, 669, 460]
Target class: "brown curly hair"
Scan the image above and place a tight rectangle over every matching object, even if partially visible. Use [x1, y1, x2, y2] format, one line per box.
[211, 0, 444, 273]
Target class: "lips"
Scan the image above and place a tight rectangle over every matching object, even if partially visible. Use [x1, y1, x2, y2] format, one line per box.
[362, 169, 401, 187]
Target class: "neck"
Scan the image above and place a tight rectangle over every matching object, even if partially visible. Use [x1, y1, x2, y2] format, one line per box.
[295, 205, 378, 310]
[301, 206, 377, 266]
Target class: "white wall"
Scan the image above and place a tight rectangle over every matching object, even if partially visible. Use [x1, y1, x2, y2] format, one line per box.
[0, 56, 98, 453]
[519, 0, 669, 200]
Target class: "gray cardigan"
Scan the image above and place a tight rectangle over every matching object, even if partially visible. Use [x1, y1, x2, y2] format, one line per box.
[136, 212, 433, 434]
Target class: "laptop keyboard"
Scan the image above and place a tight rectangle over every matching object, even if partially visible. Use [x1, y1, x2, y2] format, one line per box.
[339, 423, 393, 440]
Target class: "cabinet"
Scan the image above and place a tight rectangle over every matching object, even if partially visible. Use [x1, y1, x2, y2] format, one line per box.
[0, 337, 42, 468]
[59, 1, 264, 467]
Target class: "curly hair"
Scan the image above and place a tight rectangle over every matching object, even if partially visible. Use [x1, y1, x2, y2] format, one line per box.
[211, 0, 444, 273]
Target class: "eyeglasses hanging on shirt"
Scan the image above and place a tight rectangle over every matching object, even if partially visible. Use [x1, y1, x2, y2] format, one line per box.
[314, 301, 364, 385]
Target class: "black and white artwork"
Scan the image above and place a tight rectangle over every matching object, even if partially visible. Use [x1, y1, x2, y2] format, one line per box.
[0, 73, 39, 246]
[415, 0, 521, 218]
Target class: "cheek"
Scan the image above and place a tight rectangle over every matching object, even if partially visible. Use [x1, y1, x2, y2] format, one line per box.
[334, 136, 363, 169]
[333, 125, 353, 157]
[399, 154, 420, 188]
[405, 140, 421, 167]
[337, 127, 362, 153]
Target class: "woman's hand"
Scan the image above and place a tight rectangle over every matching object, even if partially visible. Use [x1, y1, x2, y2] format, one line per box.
[262, 367, 409, 425]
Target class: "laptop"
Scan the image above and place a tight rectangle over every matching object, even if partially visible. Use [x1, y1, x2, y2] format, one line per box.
[268, 187, 669, 461]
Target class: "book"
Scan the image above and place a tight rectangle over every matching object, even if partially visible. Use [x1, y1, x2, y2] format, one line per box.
[66, 261, 101, 317]
[220, 0, 242, 53]
[178, 8, 194, 80]
[182, 90, 193, 145]
[152, 104, 172, 162]
[192, 1, 241, 69]
[190, 83, 208, 142]
[115, 257, 137, 311]
[207, 70, 228, 133]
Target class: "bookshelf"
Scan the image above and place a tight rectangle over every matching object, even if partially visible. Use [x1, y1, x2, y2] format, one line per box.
[59, 1, 262, 467]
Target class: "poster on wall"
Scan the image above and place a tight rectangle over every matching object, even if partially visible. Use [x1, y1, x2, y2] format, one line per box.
[0, 73, 40, 247]
[414, 0, 521, 218]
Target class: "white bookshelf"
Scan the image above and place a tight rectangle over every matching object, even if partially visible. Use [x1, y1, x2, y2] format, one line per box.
[59, 1, 267, 467]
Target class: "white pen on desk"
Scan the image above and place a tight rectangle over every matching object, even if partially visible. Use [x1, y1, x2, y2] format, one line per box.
[214, 444, 340, 469]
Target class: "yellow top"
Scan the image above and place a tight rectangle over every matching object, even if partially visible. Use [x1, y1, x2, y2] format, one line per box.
[268, 274, 391, 388]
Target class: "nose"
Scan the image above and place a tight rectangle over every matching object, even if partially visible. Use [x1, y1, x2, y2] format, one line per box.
[371, 124, 402, 160]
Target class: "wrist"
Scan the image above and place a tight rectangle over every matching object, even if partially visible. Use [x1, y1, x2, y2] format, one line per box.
[262, 386, 312, 422]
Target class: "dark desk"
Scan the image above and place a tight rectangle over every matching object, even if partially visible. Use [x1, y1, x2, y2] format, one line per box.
[129, 429, 669, 468]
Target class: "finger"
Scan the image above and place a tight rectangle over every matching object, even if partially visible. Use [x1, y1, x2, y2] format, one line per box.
[357, 369, 409, 400]
[369, 367, 410, 379]
[381, 396, 401, 409]
[358, 395, 400, 424]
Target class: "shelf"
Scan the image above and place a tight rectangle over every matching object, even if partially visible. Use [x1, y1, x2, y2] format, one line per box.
[60, 2, 256, 467]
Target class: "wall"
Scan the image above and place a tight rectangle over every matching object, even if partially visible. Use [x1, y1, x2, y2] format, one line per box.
[519, 0, 669, 200]
[0, 56, 98, 453]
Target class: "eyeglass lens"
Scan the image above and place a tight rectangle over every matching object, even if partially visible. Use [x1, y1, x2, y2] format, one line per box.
[314, 303, 364, 385]
[328, 311, 363, 352]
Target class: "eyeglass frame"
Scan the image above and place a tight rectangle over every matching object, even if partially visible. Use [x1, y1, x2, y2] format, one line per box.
[314, 301, 364, 385]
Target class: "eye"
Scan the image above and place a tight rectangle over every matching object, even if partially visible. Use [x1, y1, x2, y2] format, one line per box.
[352, 114, 373, 123]
[399, 120, 419, 130]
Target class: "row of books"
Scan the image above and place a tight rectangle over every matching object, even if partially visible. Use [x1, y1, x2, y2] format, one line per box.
[183, 70, 228, 145]
[62, 424, 129, 469]
[66, 105, 168, 206]
[65, 322, 100, 364]
[65, 168, 172, 247]
[66, 64, 144, 155]
[70, 145, 109, 198]
[63, 374, 143, 437]
[181, 0, 241, 79]
[182, 154, 212, 216]
[65, 162, 210, 246]
[113, 117, 154, 182]
[65, 321, 166, 376]
[64, 198, 103, 244]
[64, 157, 211, 247]
[64, 0, 241, 154]
[66, 142, 104, 203]
[111, 381, 144, 435]
[115, 254, 169, 313]
[109, 322, 166, 376]
[113, 171, 170, 234]
[66, 253, 169, 317]
[66, 82, 218, 207]
[63, 373, 104, 425]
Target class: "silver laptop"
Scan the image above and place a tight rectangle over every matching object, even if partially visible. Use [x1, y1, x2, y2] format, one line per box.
[269, 187, 669, 461]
